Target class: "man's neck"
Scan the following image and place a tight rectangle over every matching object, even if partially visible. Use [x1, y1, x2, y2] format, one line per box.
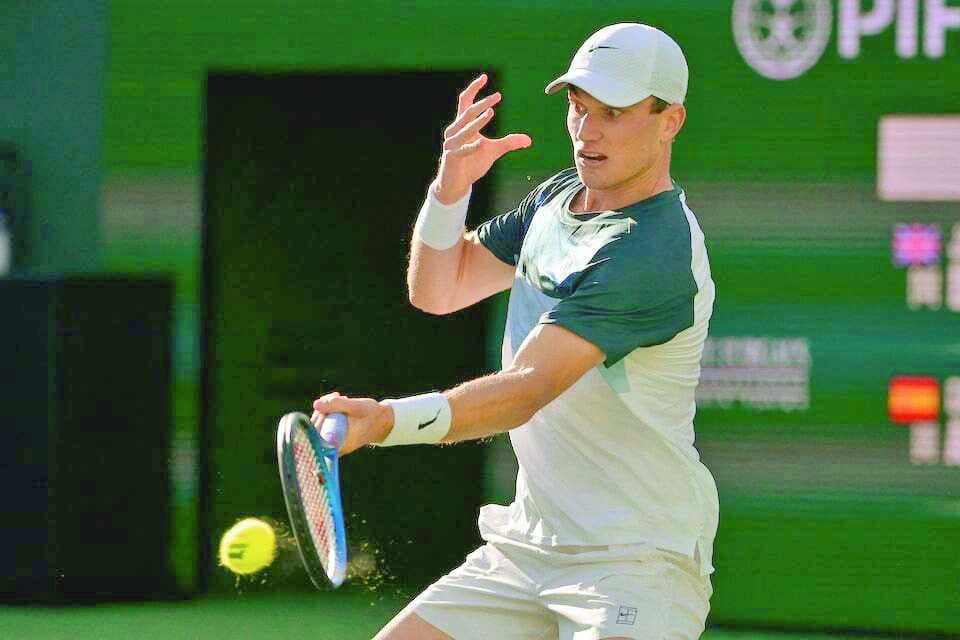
[572, 171, 674, 213]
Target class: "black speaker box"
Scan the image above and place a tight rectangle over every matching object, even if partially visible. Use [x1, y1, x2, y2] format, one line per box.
[0, 275, 176, 602]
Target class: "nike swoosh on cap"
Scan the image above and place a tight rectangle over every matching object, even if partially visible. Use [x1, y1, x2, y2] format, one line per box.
[588, 45, 619, 53]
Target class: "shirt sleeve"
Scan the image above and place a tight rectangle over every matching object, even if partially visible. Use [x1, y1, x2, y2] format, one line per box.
[476, 209, 524, 266]
[541, 236, 697, 366]
[475, 192, 536, 267]
[475, 169, 580, 267]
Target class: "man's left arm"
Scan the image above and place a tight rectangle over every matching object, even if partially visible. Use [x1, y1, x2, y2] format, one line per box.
[311, 323, 605, 455]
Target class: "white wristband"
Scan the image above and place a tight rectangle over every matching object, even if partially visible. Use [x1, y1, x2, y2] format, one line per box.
[413, 183, 471, 250]
[379, 392, 452, 446]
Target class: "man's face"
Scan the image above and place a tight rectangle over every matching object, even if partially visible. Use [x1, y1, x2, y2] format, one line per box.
[566, 87, 677, 193]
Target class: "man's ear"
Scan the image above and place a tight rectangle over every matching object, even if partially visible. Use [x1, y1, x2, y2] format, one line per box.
[661, 104, 687, 143]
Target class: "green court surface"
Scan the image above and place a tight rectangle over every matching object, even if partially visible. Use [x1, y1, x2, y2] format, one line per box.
[0, 591, 900, 640]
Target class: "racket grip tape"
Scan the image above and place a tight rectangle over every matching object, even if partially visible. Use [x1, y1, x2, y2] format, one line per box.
[320, 412, 349, 450]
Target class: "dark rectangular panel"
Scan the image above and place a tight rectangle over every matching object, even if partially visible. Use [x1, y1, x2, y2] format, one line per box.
[0, 276, 176, 602]
[203, 71, 493, 591]
[0, 282, 54, 595]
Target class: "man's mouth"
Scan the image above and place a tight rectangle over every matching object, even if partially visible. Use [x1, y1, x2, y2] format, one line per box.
[577, 150, 608, 165]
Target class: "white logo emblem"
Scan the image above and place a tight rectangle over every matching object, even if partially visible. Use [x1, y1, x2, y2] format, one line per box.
[733, 0, 833, 80]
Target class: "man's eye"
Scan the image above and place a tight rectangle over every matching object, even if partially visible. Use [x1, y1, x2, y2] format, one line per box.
[606, 109, 621, 118]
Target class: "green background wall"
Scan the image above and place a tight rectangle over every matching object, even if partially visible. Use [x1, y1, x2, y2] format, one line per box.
[106, 1, 958, 179]
[100, 1, 960, 635]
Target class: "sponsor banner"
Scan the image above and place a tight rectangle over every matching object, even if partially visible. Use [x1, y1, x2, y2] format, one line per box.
[734, 0, 960, 80]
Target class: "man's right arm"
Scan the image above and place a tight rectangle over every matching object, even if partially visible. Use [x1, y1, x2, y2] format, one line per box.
[406, 73, 530, 315]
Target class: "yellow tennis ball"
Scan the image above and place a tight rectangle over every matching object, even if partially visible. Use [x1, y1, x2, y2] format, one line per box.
[219, 517, 277, 575]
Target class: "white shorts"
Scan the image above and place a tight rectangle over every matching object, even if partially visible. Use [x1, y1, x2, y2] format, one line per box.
[404, 537, 712, 640]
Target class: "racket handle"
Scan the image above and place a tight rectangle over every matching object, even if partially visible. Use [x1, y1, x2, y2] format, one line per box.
[319, 412, 349, 451]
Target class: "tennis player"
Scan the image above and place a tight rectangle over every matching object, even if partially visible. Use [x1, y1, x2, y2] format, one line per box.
[312, 23, 718, 640]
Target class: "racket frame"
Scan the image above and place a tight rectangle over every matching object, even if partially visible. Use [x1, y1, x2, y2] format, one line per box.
[277, 411, 348, 588]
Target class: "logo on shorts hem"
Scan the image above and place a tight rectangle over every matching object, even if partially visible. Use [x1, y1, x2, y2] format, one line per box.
[616, 605, 637, 625]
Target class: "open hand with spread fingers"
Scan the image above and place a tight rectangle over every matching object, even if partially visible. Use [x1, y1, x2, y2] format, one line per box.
[433, 73, 533, 204]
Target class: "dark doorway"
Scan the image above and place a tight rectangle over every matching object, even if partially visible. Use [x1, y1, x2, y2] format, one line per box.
[202, 71, 494, 592]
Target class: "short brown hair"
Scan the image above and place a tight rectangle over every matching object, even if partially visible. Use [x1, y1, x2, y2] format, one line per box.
[650, 97, 669, 113]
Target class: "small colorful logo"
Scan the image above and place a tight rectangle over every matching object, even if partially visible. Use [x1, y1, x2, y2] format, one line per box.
[892, 223, 942, 267]
[888, 376, 940, 424]
[890, 376, 960, 466]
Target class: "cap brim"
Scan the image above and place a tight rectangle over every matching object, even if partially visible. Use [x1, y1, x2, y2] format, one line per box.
[544, 69, 651, 109]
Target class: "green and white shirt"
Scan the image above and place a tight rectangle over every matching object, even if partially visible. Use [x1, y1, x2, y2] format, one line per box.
[476, 168, 719, 576]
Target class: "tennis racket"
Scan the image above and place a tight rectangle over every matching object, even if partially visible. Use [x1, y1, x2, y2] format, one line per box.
[276, 411, 349, 588]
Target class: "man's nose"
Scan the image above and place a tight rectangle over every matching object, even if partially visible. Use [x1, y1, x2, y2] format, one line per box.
[576, 114, 602, 141]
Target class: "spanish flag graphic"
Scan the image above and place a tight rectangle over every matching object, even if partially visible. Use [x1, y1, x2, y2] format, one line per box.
[888, 376, 940, 424]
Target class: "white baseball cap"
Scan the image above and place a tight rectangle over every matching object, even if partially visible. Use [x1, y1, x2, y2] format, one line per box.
[544, 23, 688, 108]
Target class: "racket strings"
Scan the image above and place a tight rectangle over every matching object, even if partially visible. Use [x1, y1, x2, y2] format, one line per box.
[292, 431, 342, 577]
